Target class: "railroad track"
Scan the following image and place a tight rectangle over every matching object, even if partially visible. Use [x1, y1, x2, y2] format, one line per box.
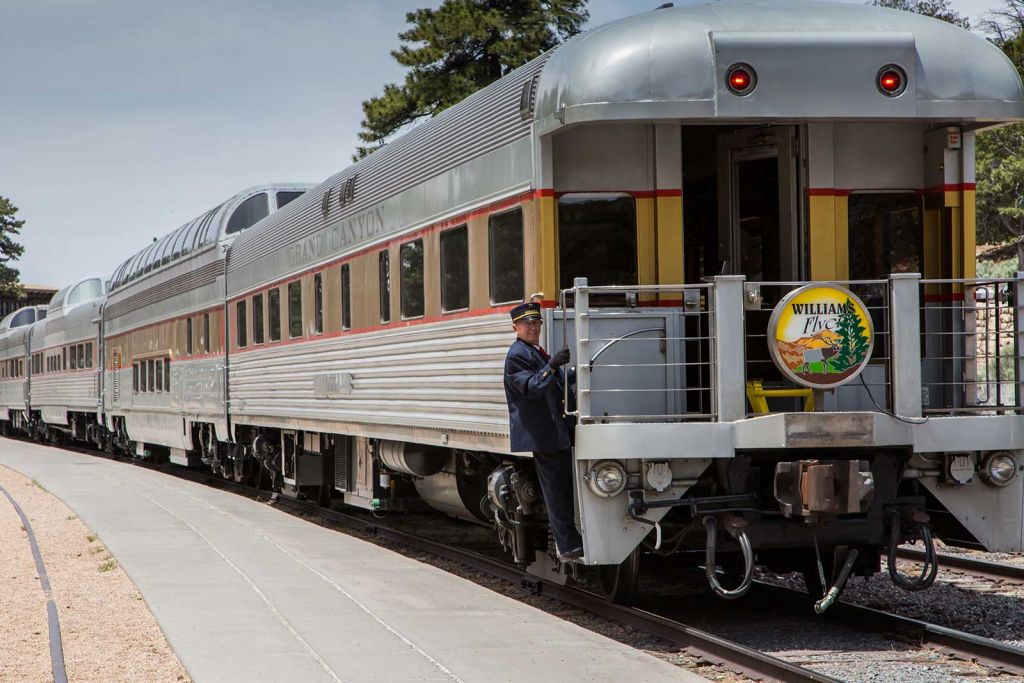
[22, 438, 1024, 682]
[752, 581, 1024, 676]
[896, 547, 1024, 583]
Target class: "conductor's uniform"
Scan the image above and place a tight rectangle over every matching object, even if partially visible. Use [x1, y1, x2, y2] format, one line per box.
[503, 302, 583, 559]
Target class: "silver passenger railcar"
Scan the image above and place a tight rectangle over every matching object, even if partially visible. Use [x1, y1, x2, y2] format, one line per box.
[0, 305, 48, 433]
[102, 184, 313, 464]
[27, 278, 106, 443]
[216, 0, 1024, 602]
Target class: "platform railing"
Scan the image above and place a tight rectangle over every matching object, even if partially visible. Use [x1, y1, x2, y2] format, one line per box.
[561, 273, 1024, 424]
[919, 274, 1024, 415]
[560, 278, 717, 423]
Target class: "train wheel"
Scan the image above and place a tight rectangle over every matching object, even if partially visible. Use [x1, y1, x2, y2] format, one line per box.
[598, 547, 641, 604]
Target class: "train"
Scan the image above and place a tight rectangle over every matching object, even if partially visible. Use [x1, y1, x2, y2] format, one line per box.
[4, 0, 1024, 605]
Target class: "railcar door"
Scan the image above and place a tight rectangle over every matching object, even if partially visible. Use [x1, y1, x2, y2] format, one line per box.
[717, 126, 799, 282]
[717, 126, 800, 388]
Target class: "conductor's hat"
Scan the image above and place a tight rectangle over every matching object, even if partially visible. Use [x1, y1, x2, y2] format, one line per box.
[510, 302, 542, 323]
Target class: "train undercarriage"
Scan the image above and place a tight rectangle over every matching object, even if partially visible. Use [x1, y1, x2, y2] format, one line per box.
[5, 407, 989, 608]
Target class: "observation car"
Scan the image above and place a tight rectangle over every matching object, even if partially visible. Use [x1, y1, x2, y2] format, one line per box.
[102, 184, 313, 464]
[11, 0, 1024, 605]
[27, 278, 106, 443]
[0, 305, 48, 432]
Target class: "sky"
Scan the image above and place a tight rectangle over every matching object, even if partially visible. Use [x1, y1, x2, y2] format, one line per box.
[0, 0, 1008, 288]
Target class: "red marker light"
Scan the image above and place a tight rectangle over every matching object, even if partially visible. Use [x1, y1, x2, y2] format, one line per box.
[726, 63, 757, 95]
[876, 64, 907, 97]
[730, 69, 751, 89]
[879, 71, 900, 92]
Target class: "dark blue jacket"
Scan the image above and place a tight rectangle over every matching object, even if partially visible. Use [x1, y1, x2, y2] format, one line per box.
[503, 338, 575, 453]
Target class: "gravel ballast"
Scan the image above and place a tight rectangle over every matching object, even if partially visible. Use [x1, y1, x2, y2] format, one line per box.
[0, 464, 190, 683]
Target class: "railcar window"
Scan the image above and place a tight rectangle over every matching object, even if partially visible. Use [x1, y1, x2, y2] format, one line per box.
[288, 281, 303, 338]
[314, 273, 324, 334]
[848, 192, 923, 280]
[276, 191, 304, 209]
[236, 300, 247, 348]
[169, 225, 186, 260]
[68, 280, 100, 306]
[488, 208, 524, 304]
[440, 225, 469, 312]
[163, 357, 170, 392]
[70, 347, 77, 370]
[139, 361, 146, 393]
[202, 313, 210, 353]
[133, 363, 138, 392]
[400, 240, 425, 319]
[341, 264, 351, 331]
[379, 251, 391, 324]
[155, 359, 163, 392]
[269, 288, 281, 342]
[148, 359, 155, 393]
[253, 294, 264, 345]
[226, 193, 270, 235]
[78, 344, 85, 369]
[186, 318, 194, 355]
[557, 193, 638, 290]
[62, 348, 67, 371]
[85, 342, 93, 368]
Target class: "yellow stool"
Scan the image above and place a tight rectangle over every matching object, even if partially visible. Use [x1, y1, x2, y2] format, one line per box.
[745, 380, 815, 414]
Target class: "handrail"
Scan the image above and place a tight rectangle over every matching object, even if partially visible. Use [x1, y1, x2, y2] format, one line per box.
[588, 327, 663, 369]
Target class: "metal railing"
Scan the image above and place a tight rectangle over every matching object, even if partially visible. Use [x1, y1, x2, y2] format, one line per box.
[559, 273, 1024, 424]
[920, 276, 1024, 415]
[559, 279, 716, 423]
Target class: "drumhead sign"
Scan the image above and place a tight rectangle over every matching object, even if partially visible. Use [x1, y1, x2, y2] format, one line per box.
[767, 283, 874, 390]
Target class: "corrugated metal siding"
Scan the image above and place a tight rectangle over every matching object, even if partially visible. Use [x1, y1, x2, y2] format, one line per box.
[105, 257, 223, 322]
[32, 374, 95, 410]
[229, 315, 512, 439]
[228, 52, 550, 275]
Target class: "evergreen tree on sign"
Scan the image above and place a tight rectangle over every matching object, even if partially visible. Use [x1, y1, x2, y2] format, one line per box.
[833, 299, 870, 372]
[0, 197, 26, 294]
[354, 0, 588, 160]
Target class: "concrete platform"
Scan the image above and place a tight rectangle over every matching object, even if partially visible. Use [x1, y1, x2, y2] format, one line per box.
[0, 439, 707, 683]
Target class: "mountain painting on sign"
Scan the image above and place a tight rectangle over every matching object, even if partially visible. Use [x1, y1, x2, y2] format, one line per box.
[767, 284, 874, 390]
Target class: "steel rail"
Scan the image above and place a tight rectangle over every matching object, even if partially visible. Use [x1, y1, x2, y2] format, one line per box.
[0, 482, 68, 683]
[895, 548, 1024, 583]
[755, 582, 1024, 675]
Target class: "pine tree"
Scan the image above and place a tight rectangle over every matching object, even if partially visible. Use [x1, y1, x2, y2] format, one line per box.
[833, 299, 870, 372]
[354, 0, 588, 160]
[0, 197, 26, 294]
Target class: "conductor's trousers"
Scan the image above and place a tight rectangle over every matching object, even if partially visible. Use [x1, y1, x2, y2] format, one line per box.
[533, 448, 583, 554]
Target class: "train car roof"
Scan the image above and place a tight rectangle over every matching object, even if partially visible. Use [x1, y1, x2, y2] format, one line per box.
[46, 277, 106, 315]
[533, 0, 1024, 130]
[0, 305, 48, 333]
[110, 184, 314, 291]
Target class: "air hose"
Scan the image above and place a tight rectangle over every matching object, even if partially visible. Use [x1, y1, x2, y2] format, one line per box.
[887, 509, 939, 591]
[703, 516, 754, 600]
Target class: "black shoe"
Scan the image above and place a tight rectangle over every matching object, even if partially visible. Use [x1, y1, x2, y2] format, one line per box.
[558, 546, 584, 562]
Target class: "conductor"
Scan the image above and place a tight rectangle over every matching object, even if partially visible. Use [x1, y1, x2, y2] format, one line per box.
[502, 301, 584, 561]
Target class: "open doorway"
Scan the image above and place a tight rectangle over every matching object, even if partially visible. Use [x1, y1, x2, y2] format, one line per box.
[683, 125, 802, 393]
[683, 125, 800, 284]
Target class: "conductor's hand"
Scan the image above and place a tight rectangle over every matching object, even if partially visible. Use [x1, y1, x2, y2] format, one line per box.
[548, 347, 571, 369]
